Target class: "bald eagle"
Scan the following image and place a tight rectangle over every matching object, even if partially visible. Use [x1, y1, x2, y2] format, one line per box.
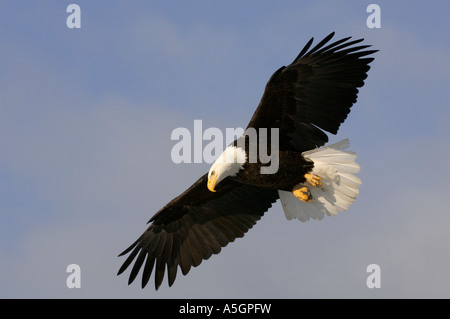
[118, 32, 377, 289]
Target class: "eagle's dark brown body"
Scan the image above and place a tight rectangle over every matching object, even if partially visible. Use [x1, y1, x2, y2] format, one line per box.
[235, 150, 313, 191]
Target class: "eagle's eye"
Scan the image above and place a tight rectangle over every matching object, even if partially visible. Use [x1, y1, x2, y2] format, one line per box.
[210, 171, 216, 177]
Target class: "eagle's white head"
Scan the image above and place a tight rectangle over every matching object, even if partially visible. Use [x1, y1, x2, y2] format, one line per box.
[207, 145, 247, 192]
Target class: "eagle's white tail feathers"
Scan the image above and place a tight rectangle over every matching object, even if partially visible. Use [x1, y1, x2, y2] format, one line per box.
[279, 139, 361, 222]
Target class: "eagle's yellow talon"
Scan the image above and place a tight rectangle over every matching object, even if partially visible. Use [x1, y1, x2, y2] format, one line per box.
[305, 173, 322, 187]
[293, 186, 312, 202]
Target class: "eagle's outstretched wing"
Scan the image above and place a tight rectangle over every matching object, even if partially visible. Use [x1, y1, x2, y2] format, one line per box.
[247, 32, 377, 152]
[118, 174, 278, 289]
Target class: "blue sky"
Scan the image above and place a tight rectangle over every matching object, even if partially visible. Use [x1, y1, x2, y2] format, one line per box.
[1, 0, 449, 298]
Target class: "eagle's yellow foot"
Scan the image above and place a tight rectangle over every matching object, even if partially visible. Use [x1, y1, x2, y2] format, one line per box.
[292, 186, 312, 202]
[305, 173, 322, 187]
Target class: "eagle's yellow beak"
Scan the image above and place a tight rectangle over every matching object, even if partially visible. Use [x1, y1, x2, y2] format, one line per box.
[207, 175, 217, 192]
